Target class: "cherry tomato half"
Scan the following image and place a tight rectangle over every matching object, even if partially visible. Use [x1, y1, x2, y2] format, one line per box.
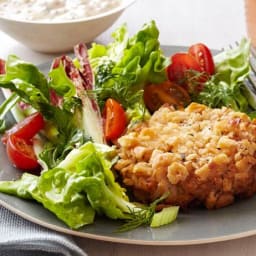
[6, 134, 39, 171]
[188, 43, 215, 75]
[2, 112, 44, 144]
[144, 80, 191, 112]
[166, 53, 202, 86]
[103, 98, 127, 142]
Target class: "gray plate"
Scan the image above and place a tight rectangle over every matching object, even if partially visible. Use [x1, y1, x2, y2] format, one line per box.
[1, 45, 255, 246]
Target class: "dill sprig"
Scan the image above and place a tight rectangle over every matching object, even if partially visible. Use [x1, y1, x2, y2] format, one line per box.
[116, 205, 155, 233]
[93, 62, 144, 110]
[117, 192, 169, 232]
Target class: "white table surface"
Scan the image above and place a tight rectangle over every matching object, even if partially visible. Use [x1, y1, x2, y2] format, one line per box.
[1, 0, 255, 255]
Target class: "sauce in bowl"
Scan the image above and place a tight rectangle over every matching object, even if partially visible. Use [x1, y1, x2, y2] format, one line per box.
[0, 0, 122, 22]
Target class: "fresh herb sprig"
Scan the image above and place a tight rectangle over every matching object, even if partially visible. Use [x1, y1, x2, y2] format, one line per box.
[117, 192, 170, 232]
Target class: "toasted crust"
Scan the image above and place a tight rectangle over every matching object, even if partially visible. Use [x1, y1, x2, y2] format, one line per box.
[114, 103, 256, 209]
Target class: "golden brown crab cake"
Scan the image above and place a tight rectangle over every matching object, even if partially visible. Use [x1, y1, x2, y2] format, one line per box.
[114, 103, 256, 209]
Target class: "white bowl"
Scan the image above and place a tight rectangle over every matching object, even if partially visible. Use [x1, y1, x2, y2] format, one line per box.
[0, 0, 136, 53]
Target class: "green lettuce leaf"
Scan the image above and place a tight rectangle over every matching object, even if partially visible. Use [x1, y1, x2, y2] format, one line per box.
[37, 168, 95, 229]
[0, 170, 95, 229]
[1, 55, 49, 99]
[89, 20, 169, 121]
[195, 38, 252, 113]
[213, 38, 250, 85]
[48, 63, 76, 98]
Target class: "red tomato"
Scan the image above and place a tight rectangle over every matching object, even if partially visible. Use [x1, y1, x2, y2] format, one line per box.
[144, 81, 191, 112]
[188, 43, 215, 75]
[2, 112, 44, 144]
[103, 98, 127, 142]
[6, 135, 39, 171]
[166, 53, 202, 86]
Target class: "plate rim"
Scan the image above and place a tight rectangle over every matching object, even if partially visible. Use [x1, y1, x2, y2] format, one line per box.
[2, 197, 256, 246]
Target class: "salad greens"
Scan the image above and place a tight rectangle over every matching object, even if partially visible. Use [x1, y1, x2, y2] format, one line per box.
[0, 55, 89, 168]
[194, 38, 256, 117]
[89, 20, 168, 123]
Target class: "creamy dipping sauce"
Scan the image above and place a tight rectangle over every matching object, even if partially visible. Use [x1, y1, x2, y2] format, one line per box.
[0, 0, 122, 22]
